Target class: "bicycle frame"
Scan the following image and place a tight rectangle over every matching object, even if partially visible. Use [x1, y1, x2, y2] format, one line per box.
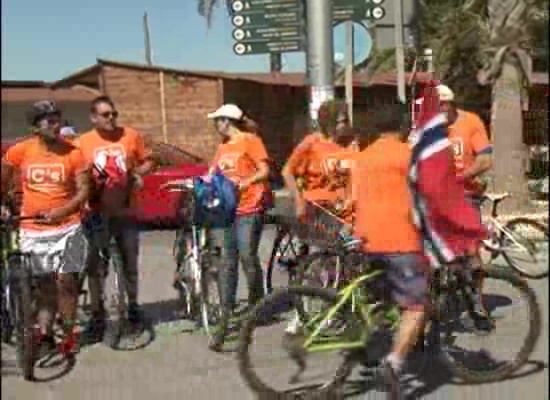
[175, 225, 208, 315]
[301, 268, 387, 353]
[1, 225, 17, 326]
[482, 215, 531, 253]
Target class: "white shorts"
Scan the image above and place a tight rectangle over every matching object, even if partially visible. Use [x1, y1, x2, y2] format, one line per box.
[20, 223, 88, 275]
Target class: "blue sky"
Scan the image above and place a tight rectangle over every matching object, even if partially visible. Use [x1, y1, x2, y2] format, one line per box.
[1, 0, 371, 81]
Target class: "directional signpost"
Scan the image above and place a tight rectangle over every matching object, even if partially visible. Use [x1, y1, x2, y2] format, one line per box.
[231, 0, 306, 56]
[333, 0, 386, 23]
[231, 0, 387, 56]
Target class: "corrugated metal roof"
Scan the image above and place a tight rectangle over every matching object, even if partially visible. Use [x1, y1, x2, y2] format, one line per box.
[52, 58, 436, 88]
[50, 58, 549, 90]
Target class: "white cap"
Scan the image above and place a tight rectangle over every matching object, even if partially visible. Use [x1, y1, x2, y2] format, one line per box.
[207, 104, 243, 120]
[60, 126, 77, 137]
[436, 84, 455, 102]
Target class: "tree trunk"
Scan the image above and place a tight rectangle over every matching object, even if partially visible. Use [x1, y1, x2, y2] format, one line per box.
[491, 61, 529, 212]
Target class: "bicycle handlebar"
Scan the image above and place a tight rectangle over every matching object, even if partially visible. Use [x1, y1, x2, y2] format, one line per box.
[161, 178, 195, 192]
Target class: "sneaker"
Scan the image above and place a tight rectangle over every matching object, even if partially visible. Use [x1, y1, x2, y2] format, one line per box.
[208, 308, 231, 352]
[85, 316, 106, 343]
[379, 359, 403, 399]
[208, 334, 224, 352]
[58, 329, 80, 356]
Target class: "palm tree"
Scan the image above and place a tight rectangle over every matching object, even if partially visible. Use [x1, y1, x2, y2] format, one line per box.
[196, 0, 283, 72]
[420, 0, 546, 210]
[475, 0, 541, 210]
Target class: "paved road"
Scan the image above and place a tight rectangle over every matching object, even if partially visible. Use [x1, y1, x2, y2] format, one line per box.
[2, 229, 548, 399]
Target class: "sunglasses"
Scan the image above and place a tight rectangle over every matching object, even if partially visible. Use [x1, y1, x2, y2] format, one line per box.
[98, 111, 119, 119]
[36, 116, 61, 126]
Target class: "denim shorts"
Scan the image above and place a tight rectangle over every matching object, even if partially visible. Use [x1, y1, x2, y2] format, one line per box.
[367, 253, 428, 310]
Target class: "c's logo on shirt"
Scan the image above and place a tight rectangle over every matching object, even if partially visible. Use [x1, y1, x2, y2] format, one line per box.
[27, 164, 65, 191]
[217, 154, 239, 172]
[450, 138, 464, 158]
[94, 144, 127, 172]
[322, 157, 339, 175]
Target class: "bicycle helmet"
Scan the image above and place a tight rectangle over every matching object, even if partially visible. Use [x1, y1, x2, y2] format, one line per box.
[27, 100, 61, 126]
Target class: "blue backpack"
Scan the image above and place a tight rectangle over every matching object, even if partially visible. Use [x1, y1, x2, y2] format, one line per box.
[192, 172, 238, 228]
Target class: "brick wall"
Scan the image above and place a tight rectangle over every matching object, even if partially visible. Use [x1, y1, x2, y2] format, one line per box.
[101, 65, 222, 160]
[101, 65, 163, 141]
[223, 79, 308, 166]
[161, 73, 221, 160]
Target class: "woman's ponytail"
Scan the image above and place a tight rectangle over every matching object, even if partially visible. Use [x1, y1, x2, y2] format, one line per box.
[236, 115, 258, 134]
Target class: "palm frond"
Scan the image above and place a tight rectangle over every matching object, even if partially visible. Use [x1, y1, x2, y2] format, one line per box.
[197, 0, 218, 28]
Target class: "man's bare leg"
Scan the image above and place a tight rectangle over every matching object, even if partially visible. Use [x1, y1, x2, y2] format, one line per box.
[386, 309, 426, 373]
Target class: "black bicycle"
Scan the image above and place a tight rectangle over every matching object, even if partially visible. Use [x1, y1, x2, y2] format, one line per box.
[0, 215, 46, 381]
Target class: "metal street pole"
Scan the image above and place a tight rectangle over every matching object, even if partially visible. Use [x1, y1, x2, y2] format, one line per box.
[143, 12, 153, 65]
[305, 0, 334, 126]
[345, 21, 354, 127]
[424, 48, 434, 77]
[393, 0, 406, 102]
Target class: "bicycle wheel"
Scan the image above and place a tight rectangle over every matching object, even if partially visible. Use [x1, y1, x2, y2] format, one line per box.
[200, 255, 223, 340]
[500, 218, 549, 279]
[438, 266, 541, 383]
[11, 254, 34, 381]
[1, 279, 14, 344]
[265, 226, 301, 294]
[103, 244, 126, 349]
[238, 286, 399, 399]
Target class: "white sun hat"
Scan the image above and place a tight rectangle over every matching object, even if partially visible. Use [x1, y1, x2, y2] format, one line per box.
[436, 84, 455, 102]
[207, 104, 243, 120]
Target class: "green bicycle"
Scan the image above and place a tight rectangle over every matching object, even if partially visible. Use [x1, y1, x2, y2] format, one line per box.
[237, 255, 540, 399]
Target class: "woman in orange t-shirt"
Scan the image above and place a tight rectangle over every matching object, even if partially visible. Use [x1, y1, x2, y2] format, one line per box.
[282, 99, 355, 219]
[206, 104, 271, 351]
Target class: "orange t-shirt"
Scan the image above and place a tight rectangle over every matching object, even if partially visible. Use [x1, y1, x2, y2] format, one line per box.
[285, 133, 343, 202]
[448, 110, 491, 194]
[351, 136, 421, 253]
[3, 137, 86, 231]
[78, 127, 150, 211]
[211, 133, 271, 215]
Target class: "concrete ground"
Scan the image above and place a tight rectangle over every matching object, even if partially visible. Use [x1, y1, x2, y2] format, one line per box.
[2, 228, 548, 399]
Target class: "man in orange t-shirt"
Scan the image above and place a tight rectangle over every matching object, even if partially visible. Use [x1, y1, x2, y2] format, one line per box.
[282, 100, 353, 218]
[437, 85, 493, 200]
[78, 95, 154, 339]
[351, 102, 428, 384]
[1, 100, 90, 354]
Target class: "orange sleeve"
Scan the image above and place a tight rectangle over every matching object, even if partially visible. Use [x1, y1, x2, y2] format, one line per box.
[3, 141, 28, 167]
[70, 148, 88, 175]
[469, 114, 491, 155]
[246, 136, 269, 165]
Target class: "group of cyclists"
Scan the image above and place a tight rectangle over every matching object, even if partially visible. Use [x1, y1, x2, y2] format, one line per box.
[1, 96, 154, 354]
[0, 79, 494, 387]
